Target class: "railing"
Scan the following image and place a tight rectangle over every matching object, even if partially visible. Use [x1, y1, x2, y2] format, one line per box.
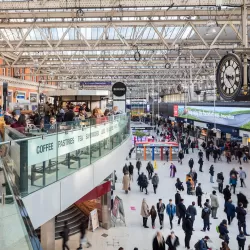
[2, 113, 130, 198]
[0, 158, 42, 250]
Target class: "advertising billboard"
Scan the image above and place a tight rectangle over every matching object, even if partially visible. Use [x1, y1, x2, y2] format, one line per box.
[175, 105, 250, 129]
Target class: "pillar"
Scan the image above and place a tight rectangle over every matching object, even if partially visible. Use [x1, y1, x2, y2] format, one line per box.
[41, 217, 55, 250]
[152, 147, 155, 161]
[160, 147, 163, 161]
[242, 0, 248, 91]
[169, 146, 172, 161]
[101, 191, 111, 229]
[144, 146, 146, 161]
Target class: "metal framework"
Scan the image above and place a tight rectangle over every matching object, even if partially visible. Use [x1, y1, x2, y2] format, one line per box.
[0, 1, 248, 95]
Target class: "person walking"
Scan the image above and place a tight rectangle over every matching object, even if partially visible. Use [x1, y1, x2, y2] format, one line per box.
[170, 163, 177, 178]
[191, 141, 195, 153]
[123, 164, 129, 174]
[157, 199, 166, 229]
[188, 158, 194, 172]
[137, 172, 144, 192]
[178, 150, 184, 165]
[177, 199, 186, 226]
[201, 203, 211, 232]
[122, 172, 130, 194]
[237, 150, 243, 165]
[128, 162, 134, 181]
[217, 172, 224, 193]
[141, 198, 150, 228]
[236, 202, 250, 236]
[152, 231, 165, 250]
[210, 190, 219, 219]
[146, 161, 154, 180]
[196, 183, 203, 208]
[152, 173, 159, 194]
[198, 149, 203, 159]
[239, 167, 247, 187]
[206, 148, 210, 161]
[136, 159, 142, 175]
[183, 213, 193, 250]
[150, 205, 157, 229]
[229, 174, 237, 194]
[224, 199, 235, 225]
[175, 191, 181, 218]
[187, 201, 197, 228]
[223, 185, 232, 204]
[209, 165, 215, 183]
[237, 231, 246, 250]
[166, 199, 176, 230]
[166, 147, 169, 162]
[165, 231, 180, 250]
[141, 173, 149, 194]
[78, 219, 91, 249]
[218, 219, 230, 244]
[198, 157, 204, 172]
[62, 221, 70, 250]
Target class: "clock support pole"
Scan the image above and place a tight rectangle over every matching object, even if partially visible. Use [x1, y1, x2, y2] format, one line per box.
[242, 0, 248, 93]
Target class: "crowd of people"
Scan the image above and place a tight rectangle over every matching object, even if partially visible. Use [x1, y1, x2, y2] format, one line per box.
[3, 103, 123, 134]
[118, 119, 250, 250]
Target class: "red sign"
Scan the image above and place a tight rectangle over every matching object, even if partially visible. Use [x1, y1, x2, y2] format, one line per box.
[173, 105, 178, 117]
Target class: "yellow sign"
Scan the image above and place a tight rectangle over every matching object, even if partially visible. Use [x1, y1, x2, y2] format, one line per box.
[154, 160, 157, 170]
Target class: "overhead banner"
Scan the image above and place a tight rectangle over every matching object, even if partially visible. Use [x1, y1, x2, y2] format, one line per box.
[28, 119, 125, 166]
[80, 81, 112, 86]
[174, 105, 250, 129]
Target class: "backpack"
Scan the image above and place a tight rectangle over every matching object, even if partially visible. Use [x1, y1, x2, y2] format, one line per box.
[194, 240, 201, 250]
[216, 225, 220, 233]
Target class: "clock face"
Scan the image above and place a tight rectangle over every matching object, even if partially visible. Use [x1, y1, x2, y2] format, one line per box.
[216, 53, 242, 101]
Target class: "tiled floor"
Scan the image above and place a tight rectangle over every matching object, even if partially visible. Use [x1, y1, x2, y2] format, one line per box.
[55, 133, 250, 250]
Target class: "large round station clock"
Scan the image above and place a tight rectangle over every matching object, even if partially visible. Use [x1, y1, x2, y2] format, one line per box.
[216, 53, 243, 101]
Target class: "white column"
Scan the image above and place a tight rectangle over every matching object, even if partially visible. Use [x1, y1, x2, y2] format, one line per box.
[41, 217, 55, 250]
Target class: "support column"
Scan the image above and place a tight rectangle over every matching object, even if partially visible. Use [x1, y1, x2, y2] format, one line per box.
[101, 191, 111, 230]
[41, 218, 55, 250]
[242, 0, 248, 92]
[144, 146, 146, 161]
[152, 147, 155, 161]
[169, 146, 172, 161]
[160, 147, 163, 161]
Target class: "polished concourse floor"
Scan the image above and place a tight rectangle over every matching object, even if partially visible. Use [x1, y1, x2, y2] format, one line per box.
[56, 137, 250, 250]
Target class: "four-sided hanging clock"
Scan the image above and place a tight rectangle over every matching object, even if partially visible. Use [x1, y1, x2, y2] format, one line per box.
[216, 53, 243, 101]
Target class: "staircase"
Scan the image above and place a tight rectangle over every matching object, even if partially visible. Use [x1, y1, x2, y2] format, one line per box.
[36, 205, 88, 240]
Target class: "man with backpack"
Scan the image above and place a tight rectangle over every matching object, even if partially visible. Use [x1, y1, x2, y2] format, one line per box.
[201, 203, 211, 232]
[182, 213, 193, 250]
[194, 236, 210, 250]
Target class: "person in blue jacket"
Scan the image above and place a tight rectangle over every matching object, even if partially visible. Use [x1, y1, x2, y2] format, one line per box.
[195, 236, 210, 250]
[224, 199, 236, 225]
[229, 174, 237, 194]
[166, 199, 176, 230]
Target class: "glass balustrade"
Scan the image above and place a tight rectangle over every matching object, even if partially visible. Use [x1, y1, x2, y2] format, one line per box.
[1, 113, 130, 197]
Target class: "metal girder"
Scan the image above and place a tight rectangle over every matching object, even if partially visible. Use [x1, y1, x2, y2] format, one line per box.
[0, 9, 246, 20]
[0, 20, 245, 28]
[0, 45, 238, 53]
[0, 0, 243, 10]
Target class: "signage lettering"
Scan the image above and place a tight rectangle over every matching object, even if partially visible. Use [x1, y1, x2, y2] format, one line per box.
[36, 143, 54, 154]
[58, 138, 75, 148]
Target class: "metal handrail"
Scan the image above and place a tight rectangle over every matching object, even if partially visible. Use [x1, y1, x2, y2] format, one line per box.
[2, 160, 42, 250]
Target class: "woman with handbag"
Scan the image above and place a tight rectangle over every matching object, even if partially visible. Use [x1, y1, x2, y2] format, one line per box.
[122, 171, 130, 194]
